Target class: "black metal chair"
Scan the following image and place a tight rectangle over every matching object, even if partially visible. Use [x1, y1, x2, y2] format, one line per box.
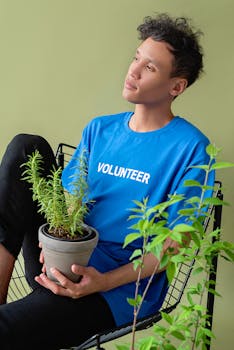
[7, 143, 223, 350]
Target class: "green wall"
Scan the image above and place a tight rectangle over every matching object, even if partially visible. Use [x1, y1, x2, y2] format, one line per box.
[0, 1, 233, 349]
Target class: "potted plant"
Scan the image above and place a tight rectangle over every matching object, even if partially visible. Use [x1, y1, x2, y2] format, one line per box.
[21, 149, 98, 283]
[118, 144, 234, 350]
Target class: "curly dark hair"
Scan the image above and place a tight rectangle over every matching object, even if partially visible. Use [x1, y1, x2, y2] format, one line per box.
[137, 13, 204, 87]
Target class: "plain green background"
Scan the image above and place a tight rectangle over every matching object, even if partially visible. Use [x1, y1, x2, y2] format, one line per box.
[0, 0, 233, 349]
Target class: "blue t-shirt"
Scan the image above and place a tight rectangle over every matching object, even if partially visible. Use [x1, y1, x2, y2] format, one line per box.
[62, 111, 214, 326]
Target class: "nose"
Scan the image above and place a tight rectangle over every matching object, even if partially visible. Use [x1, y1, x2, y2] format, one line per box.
[129, 61, 141, 80]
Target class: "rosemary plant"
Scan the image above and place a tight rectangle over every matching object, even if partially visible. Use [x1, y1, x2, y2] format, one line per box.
[21, 149, 90, 238]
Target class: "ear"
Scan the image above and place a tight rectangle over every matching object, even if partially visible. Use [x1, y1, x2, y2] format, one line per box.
[170, 78, 188, 97]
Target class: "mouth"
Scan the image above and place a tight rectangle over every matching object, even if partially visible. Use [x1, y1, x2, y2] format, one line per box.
[124, 79, 137, 90]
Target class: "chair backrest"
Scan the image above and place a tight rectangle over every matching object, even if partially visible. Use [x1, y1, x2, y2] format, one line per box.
[55, 142, 76, 170]
[7, 143, 223, 350]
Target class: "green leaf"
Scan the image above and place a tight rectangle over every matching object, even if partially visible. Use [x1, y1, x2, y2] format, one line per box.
[193, 304, 206, 312]
[200, 184, 215, 191]
[190, 231, 201, 248]
[211, 162, 234, 170]
[132, 199, 145, 208]
[178, 345, 190, 350]
[201, 327, 215, 338]
[207, 288, 221, 297]
[133, 259, 143, 271]
[145, 206, 159, 217]
[129, 207, 144, 214]
[128, 214, 143, 220]
[173, 223, 196, 233]
[138, 336, 155, 350]
[150, 242, 163, 260]
[127, 294, 142, 307]
[161, 311, 173, 325]
[129, 249, 142, 261]
[169, 231, 183, 244]
[150, 232, 169, 247]
[171, 330, 185, 340]
[203, 197, 229, 206]
[166, 261, 176, 284]
[160, 254, 170, 269]
[150, 226, 170, 239]
[116, 345, 130, 350]
[193, 267, 204, 275]
[193, 220, 206, 234]
[135, 219, 148, 231]
[160, 211, 169, 219]
[164, 344, 177, 350]
[184, 179, 202, 187]
[206, 143, 221, 158]
[187, 292, 194, 305]
[171, 254, 186, 264]
[186, 196, 201, 204]
[123, 233, 141, 248]
[223, 249, 234, 261]
[190, 165, 209, 170]
[178, 208, 197, 216]
[197, 282, 202, 293]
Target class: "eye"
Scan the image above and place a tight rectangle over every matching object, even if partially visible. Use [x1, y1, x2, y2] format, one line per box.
[146, 65, 155, 72]
[133, 56, 139, 61]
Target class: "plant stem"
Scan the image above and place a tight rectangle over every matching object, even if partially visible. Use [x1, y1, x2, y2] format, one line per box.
[191, 275, 207, 350]
[131, 240, 161, 350]
[131, 235, 147, 350]
[135, 258, 161, 320]
[131, 267, 141, 350]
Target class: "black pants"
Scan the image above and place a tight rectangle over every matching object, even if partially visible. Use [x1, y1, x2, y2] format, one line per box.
[0, 134, 116, 350]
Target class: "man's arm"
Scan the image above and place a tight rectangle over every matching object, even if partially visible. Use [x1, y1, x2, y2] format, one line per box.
[34, 237, 181, 298]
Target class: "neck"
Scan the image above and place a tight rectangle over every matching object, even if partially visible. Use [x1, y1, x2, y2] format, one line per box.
[129, 104, 174, 132]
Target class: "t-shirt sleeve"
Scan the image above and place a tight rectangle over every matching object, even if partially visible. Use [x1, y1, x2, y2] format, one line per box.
[166, 141, 215, 228]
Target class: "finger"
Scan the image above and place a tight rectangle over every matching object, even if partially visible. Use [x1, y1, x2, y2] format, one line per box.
[35, 273, 69, 296]
[38, 241, 42, 248]
[50, 268, 74, 289]
[39, 250, 44, 264]
[42, 263, 46, 273]
[71, 264, 87, 275]
[35, 273, 52, 289]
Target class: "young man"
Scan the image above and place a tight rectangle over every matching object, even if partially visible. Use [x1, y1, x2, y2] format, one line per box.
[0, 13, 214, 349]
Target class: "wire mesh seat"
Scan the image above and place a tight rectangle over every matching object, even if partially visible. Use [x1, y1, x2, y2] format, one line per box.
[7, 143, 223, 350]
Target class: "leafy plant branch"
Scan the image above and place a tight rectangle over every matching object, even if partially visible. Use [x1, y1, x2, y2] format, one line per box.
[120, 144, 234, 350]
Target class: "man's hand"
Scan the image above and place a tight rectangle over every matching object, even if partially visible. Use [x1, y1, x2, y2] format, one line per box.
[163, 237, 180, 255]
[34, 265, 109, 299]
[163, 233, 191, 256]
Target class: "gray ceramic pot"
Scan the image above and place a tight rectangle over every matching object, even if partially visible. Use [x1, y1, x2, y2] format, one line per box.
[38, 223, 99, 283]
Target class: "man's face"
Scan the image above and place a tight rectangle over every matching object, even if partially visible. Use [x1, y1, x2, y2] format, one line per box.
[122, 37, 178, 106]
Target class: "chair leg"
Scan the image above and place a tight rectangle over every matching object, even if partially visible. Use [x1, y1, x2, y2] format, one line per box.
[95, 336, 105, 350]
